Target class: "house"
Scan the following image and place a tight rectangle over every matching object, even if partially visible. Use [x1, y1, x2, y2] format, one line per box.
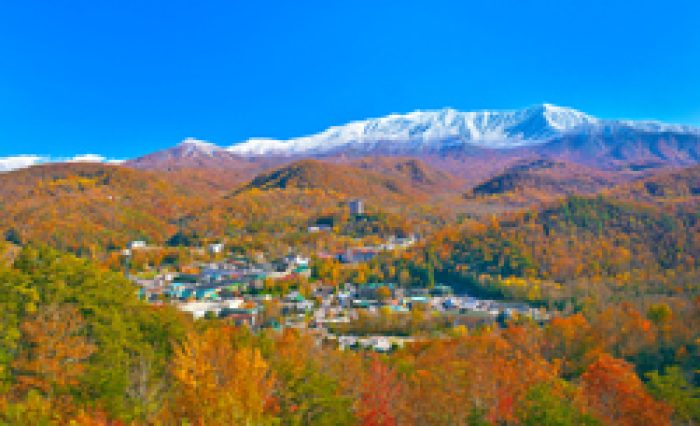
[221, 298, 245, 309]
[381, 234, 417, 250]
[312, 284, 336, 298]
[369, 336, 392, 352]
[284, 314, 309, 329]
[339, 248, 379, 264]
[166, 282, 189, 299]
[195, 287, 220, 301]
[310, 315, 350, 329]
[263, 259, 295, 279]
[442, 297, 460, 310]
[308, 224, 332, 233]
[201, 266, 242, 284]
[208, 243, 225, 255]
[286, 254, 310, 267]
[283, 255, 311, 278]
[293, 265, 312, 278]
[282, 292, 315, 313]
[179, 301, 222, 319]
[336, 292, 353, 308]
[352, 299, 378, 309]
[128, 240, 147, 249]
[406, 296, 429, 309]
[338, 335, 359, 350]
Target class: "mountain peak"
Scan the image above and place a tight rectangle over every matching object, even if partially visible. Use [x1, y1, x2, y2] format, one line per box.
[178, 137, 219, 148]
[176, 138, 223, 156]
[126, 137, 254, 170]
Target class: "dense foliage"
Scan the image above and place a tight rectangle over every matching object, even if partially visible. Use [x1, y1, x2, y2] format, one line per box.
[0, 164, 209, 254]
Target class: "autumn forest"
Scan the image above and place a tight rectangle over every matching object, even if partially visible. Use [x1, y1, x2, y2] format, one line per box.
[0, 152, 697, 426]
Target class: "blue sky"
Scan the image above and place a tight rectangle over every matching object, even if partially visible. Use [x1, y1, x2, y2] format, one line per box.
[1, 0, 699, 159]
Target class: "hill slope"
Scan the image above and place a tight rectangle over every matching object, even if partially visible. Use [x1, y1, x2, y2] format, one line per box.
[466, 158, 623, 201]
[0, 163, 208, 253]
[612, 164, 700, 205]
[234, 159, 441, 200]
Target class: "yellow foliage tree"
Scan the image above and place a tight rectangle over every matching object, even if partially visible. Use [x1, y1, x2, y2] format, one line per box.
[165, 326, 276, 424]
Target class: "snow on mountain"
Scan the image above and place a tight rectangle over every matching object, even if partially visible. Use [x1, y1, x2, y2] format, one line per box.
[176, 138, 224, 157]
[227, 104, 598, 155]
[226, 104, 700, 156]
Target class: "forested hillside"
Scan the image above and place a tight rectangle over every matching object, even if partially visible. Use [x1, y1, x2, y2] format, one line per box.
[400, 194, 697, 299]
[611, 164, 700, 205]
[465, 158, 623, 203]
[0, 160, 457, 256]
[235, 159, 445, 201]
[0, 164, 212, 254]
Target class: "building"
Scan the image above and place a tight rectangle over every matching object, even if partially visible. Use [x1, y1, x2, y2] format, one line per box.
[208, 243, 224, 255]
[178, 301, 222, 319]
[282, 291, 315, 314]
[339, 248, 379, 264]
[128, 240, 147, 249]
[348, 199, 364, 215]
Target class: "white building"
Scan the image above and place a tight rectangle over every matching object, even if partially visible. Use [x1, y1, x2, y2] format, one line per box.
[178, 301, 222, 319]
[208, 243, 225, 255]
[128, 240, 147, 249]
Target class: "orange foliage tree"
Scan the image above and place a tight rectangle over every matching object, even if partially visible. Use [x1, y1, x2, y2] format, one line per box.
[357, 357, 402, 426]
[12, 304, 96, 398]
[582, 353, 671, 426]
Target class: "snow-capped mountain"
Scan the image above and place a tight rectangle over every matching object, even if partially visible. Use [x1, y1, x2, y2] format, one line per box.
[6, 104, 694, 175]
[226, 104, 699, 156]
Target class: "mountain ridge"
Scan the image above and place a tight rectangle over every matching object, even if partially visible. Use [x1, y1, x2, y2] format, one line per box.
[226, 104, 699, 156]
